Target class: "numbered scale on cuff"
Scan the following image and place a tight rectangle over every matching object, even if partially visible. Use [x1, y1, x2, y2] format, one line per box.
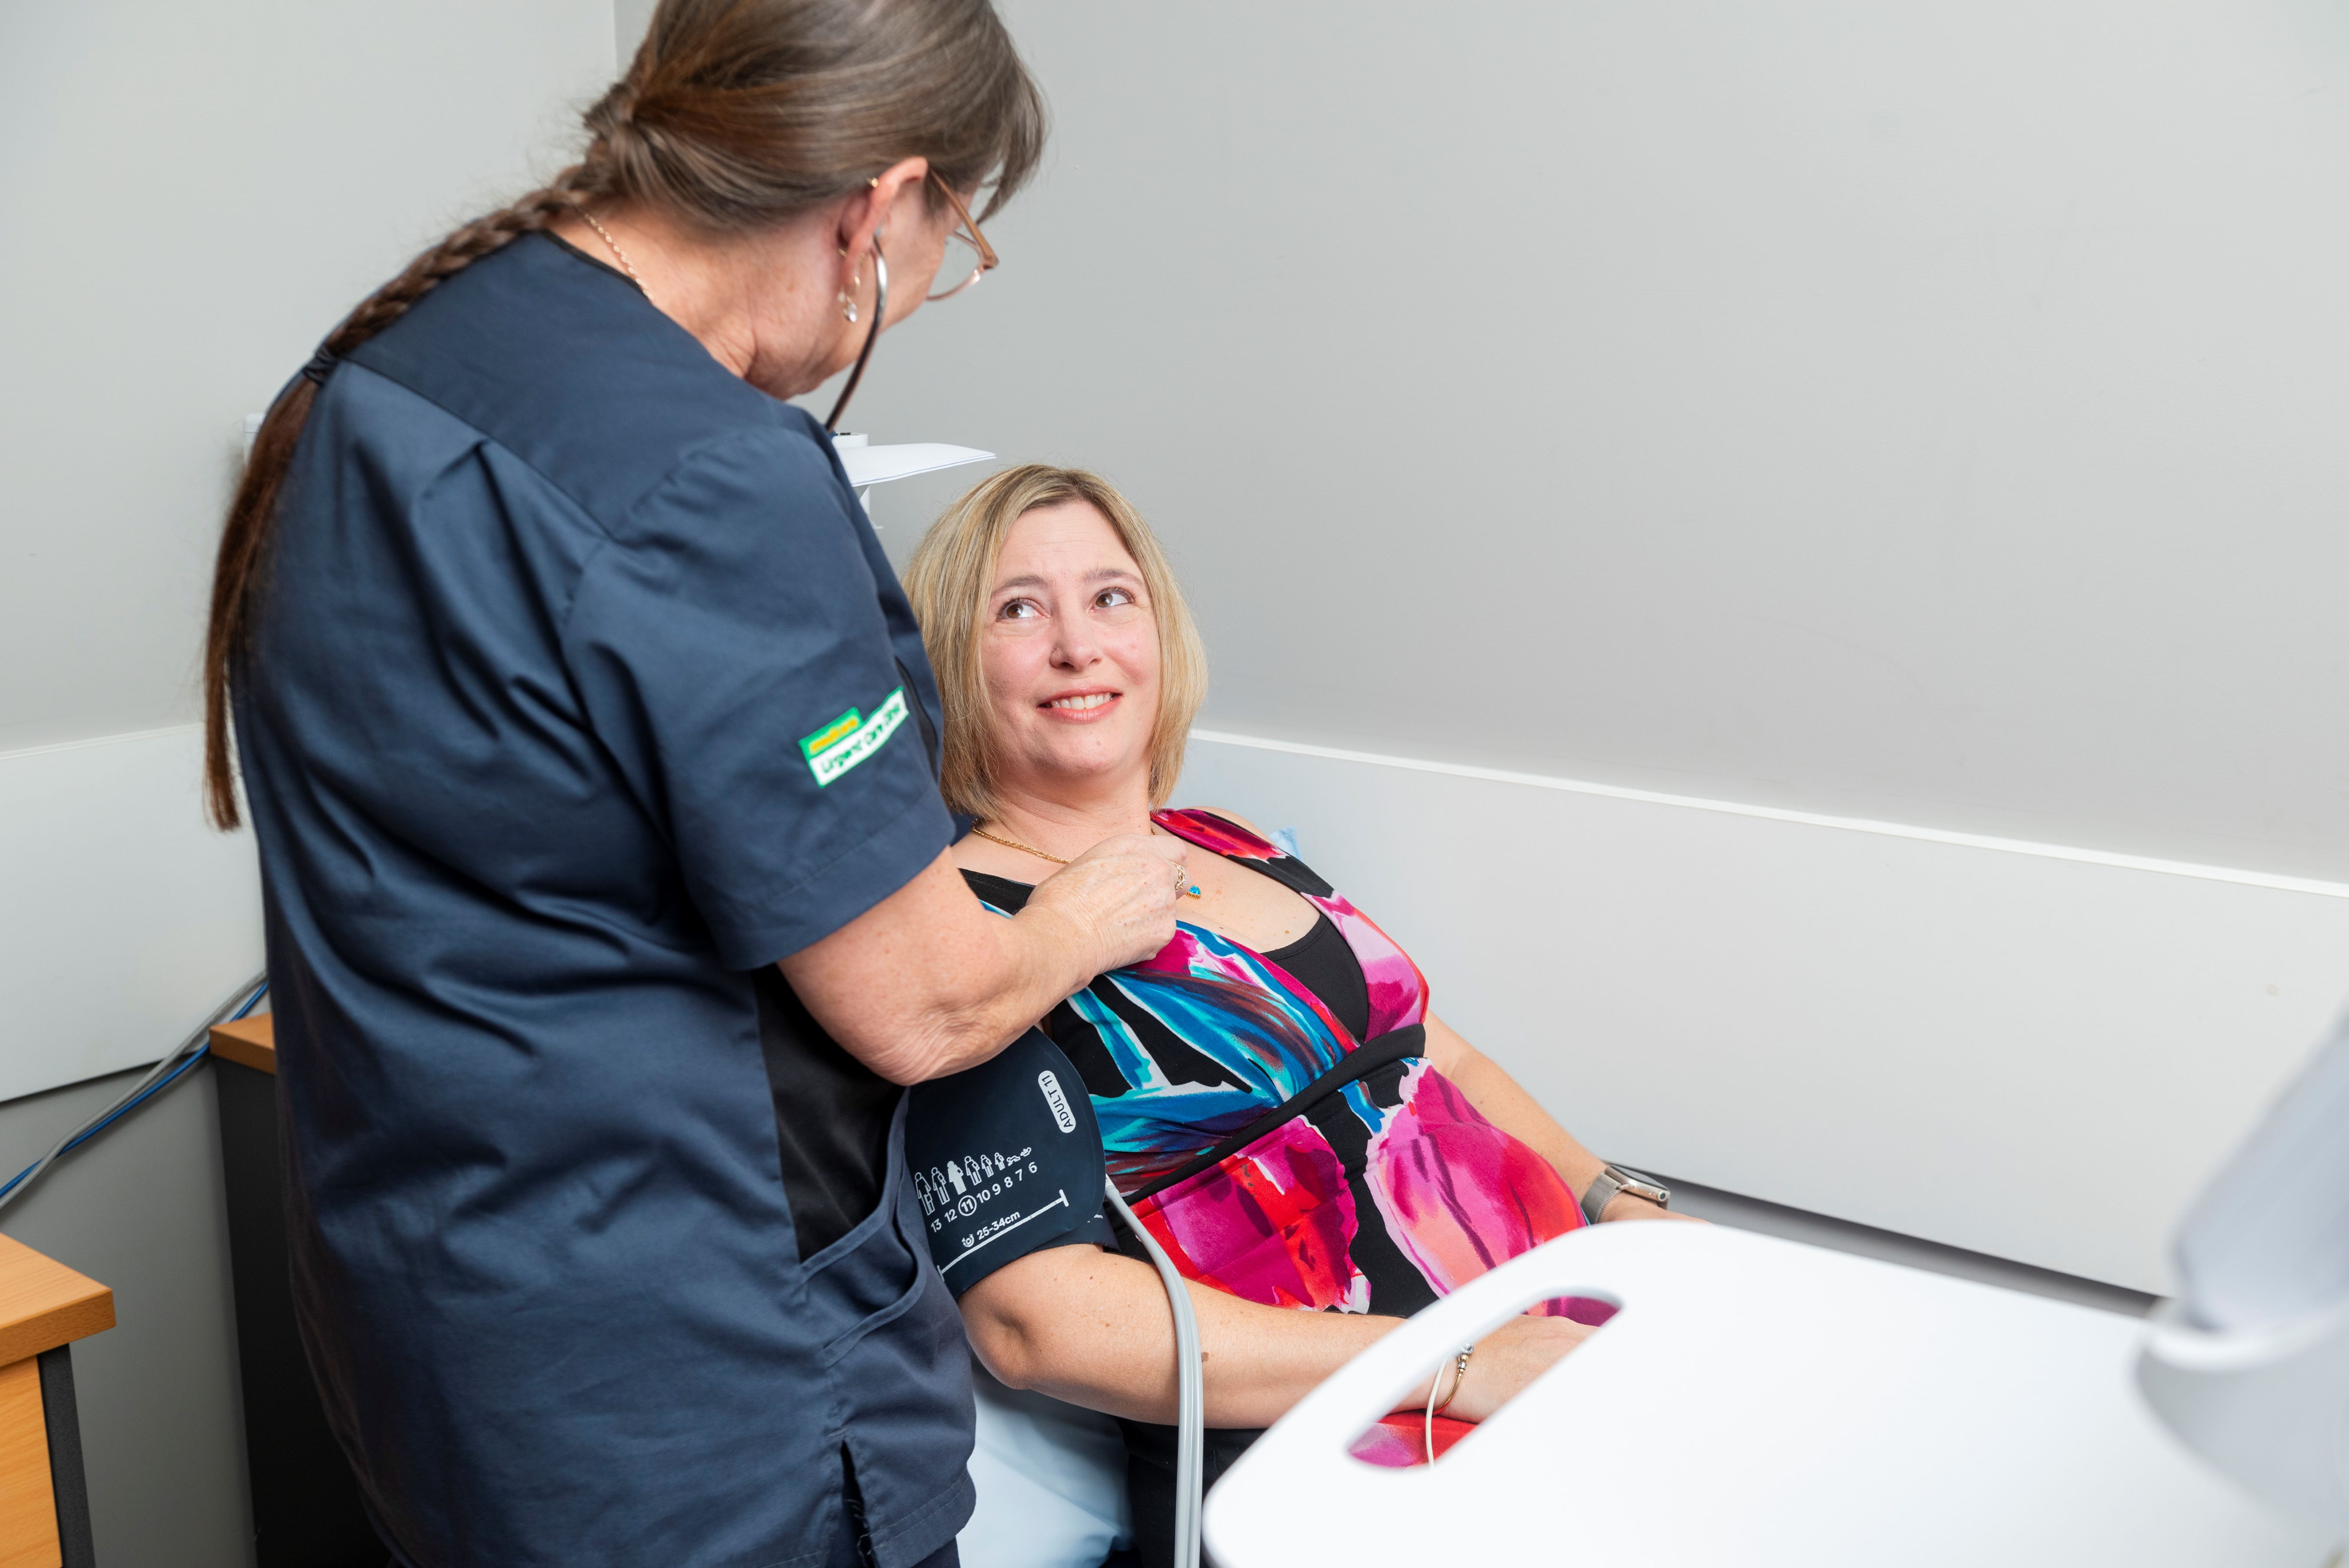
[905, 1030, 1119, 1291]
[904, 1028, 1209, 1568]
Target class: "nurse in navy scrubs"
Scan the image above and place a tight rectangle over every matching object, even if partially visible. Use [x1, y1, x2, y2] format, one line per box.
[198, 4, 1183, 1565]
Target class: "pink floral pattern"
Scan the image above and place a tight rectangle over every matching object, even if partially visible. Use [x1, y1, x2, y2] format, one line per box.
[1132, 1118, 1371, 1314]
[1365, 1062, 1591, 1318]
[980, 810, 1613, 1470]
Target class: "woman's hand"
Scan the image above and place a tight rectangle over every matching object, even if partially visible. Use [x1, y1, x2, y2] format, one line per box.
[1428, 1314, 1601, 1424]
[1022, 831, 1186, 974]
[968, 1248, 1605, 1431]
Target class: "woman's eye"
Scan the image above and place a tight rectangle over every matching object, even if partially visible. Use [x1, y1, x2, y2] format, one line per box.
[998, 600, 1040, 620]
[1096, 587, 1135, 609]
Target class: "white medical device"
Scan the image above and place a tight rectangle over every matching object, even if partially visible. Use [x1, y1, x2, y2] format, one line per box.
[2137, 1013, 2349, 1537]
[1201, 1222, 2324, 1566]
[830, 433, 994, 518]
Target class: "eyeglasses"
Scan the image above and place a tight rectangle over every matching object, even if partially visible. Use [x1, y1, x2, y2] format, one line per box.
[926, 172, 999, 302]
[826, 172, 998, 433]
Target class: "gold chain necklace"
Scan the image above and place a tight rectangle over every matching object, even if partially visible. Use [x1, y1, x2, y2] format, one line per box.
[968, 824, 1203, 898]
[580, 211, 647, 297]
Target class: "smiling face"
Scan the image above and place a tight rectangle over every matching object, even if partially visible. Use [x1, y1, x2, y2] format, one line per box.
[980, 499, 1162, 804]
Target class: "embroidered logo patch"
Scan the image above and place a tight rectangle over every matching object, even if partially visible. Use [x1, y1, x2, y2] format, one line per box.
[799, 687, 909, 786]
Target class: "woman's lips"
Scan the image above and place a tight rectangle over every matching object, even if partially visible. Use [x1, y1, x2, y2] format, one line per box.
[1038, 690, 1120, 722]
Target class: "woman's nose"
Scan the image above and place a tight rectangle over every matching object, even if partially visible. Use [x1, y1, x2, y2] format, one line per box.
[1050, 625, 1100, 670]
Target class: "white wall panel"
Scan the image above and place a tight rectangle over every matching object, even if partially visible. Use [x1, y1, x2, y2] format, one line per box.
[0, 728, 261, 1104]
[1176, 731, 2349, 1295]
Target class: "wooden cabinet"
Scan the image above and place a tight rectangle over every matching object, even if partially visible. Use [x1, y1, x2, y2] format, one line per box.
[0, 1235, 112, 1568]
[207, 1016, 381, 1567]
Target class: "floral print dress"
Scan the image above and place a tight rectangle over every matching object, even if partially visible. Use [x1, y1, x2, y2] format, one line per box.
[963, 809, 1610, 1495]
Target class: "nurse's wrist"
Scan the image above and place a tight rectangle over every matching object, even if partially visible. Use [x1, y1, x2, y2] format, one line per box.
[1005, 899, 1100, 999]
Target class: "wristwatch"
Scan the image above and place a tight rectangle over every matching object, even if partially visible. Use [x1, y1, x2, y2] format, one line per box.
[1580, 1164, 1671, 1226]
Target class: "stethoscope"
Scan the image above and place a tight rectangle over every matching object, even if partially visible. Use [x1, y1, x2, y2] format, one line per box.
[824, 238, 886, 434]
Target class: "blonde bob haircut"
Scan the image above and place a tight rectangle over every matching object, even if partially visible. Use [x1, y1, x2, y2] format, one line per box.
[903, 465, 1207, 824]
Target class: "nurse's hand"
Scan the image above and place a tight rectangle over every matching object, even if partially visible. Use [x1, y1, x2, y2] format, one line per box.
[1024, 832, 1186, 973]
[781, 839, 1183, 1086]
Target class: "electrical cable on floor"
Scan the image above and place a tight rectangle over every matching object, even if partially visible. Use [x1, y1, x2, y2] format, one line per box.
[1104, 1176, 1204, 1568]
[0, 971, 268, 1216]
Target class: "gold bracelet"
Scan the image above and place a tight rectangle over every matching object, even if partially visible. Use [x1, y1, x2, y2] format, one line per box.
[1430, 1342, 1474, 1417]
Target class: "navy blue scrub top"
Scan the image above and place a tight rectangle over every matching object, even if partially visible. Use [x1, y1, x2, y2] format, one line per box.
[233, 233, 973, 1568]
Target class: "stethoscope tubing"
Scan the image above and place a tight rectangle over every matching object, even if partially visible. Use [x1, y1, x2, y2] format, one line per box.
[824, 240, 888, 434]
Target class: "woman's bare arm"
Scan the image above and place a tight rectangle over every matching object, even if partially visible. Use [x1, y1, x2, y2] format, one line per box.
[960, 1243, 1592, 1427]
[1422, 1010, 1694, 1222]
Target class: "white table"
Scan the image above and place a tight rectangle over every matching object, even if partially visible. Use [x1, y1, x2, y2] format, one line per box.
[1204, 1223, 2336, 1566]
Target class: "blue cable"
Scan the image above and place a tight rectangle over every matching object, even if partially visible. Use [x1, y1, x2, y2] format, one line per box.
[0, 978, 268, 1206]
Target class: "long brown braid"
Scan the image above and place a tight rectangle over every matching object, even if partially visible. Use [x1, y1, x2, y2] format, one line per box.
[201, 0, 1045, 830]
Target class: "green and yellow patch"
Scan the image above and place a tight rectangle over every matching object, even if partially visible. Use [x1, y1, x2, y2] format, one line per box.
[798, 687, 909, 786]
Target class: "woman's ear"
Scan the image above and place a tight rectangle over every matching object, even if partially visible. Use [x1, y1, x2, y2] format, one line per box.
[834, 155, 931, 286]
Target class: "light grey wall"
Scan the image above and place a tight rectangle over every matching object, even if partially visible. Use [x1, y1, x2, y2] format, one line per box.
[827, 0, 2349, 883]
[0, 0, 617, 758]
[0, 1065, 251, 1568]
[1, 1, 623, 1558]
[616, 0, 659, 65]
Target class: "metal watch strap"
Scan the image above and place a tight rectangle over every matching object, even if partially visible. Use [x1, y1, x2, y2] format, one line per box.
[1580, 1167, 1624, 1227]
[1581, 1163, 1670, 1225]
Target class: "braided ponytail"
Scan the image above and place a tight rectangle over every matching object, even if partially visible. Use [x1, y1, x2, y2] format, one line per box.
[201, 164, 607, 829]
[201, 0, 1045, 831]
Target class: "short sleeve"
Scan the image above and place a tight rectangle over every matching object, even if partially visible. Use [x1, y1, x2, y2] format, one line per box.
[563, 424, 954, 968]
[906, 1032, 1115, 1297]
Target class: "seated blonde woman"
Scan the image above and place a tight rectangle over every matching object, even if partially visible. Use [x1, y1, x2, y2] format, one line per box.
[901, 466, 1691, 1559]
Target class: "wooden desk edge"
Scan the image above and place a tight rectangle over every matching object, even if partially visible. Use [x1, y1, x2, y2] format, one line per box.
[209, 1015, 277, 1075]
[0, 1236, 112, 1368]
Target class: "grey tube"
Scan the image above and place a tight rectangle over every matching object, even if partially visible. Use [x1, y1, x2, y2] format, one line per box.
[0, 970, 266, 1217]
[1104, 1177, 1203, 1568]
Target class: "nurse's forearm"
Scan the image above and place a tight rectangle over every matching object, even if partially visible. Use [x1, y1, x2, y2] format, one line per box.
[780, 840, 1180, 1084]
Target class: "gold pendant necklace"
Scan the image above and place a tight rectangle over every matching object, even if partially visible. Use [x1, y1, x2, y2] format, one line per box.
[968, 824, 1203, 898]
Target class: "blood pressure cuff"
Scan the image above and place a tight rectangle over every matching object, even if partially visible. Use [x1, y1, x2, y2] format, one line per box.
[905, 1029, 1116, 1297]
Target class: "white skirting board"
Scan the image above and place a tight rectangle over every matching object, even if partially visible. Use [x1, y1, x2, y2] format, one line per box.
[1175, 731, 2349, 1296]
[0, 726, 263, 1105]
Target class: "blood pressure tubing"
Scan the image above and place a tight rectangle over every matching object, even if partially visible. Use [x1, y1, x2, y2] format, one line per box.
[1102, 1177, 1203, 1568]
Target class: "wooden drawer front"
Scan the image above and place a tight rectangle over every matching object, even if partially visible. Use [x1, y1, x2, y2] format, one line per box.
[0, 1357, 56, 1568]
